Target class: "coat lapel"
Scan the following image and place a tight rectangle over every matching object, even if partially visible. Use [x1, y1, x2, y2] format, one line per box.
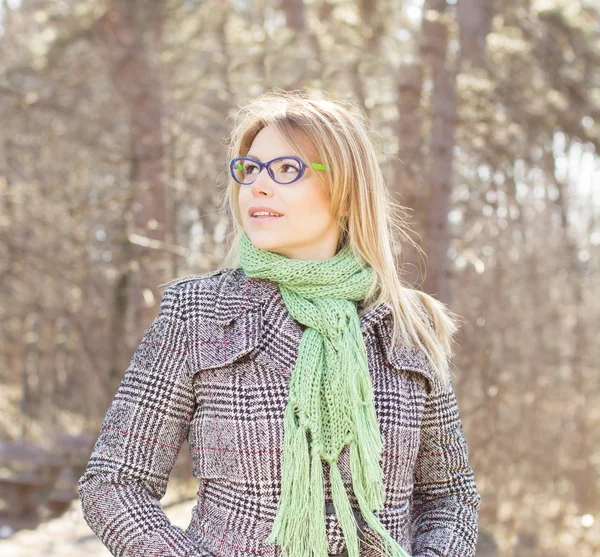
[204, 267, 436, 390]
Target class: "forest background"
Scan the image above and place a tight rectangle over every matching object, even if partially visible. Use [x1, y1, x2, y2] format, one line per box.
[0, 0, 599, 556]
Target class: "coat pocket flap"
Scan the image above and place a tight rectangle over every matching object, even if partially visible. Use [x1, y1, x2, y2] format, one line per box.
[188, 306, 263, 371]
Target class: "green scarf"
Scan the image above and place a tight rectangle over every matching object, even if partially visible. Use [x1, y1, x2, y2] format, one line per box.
[238, 232, 411, 557]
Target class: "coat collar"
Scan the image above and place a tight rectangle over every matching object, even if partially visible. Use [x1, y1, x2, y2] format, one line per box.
[211, 267, 393, 333]
[201, 267, 436, 390]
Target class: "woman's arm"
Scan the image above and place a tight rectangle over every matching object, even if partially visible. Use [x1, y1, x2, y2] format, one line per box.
[410, 375, 481, 557]
[78, 284, 208, 557]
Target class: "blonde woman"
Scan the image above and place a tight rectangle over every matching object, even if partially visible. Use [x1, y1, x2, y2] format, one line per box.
[79, 89, 481, 557]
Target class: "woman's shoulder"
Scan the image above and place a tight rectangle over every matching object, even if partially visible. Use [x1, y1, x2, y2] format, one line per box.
[162, 267, 276, 323]
[164, 267, 236, 292]
[162, 266, 242, 303]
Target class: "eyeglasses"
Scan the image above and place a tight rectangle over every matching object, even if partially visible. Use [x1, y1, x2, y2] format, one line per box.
[230, 155, 331, 185]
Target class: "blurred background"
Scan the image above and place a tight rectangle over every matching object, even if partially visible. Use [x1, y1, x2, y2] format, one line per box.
[0, 0, 599, 555]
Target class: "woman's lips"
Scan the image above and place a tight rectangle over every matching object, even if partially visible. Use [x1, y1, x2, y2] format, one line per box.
[250, 215, 283, 221]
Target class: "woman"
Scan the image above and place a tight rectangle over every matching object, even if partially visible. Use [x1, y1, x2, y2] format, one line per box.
[79, 89, 481, 557]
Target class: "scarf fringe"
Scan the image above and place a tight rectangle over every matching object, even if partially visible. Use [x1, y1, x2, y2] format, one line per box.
[309, 448, 329, 556]
[349, 443, 412, 557]
[330, 459, 360, 557]
[267, 404, 330, 557]
[266, 404, 310, 554]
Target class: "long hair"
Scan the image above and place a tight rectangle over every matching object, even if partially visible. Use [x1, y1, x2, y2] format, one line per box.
[163, 88, 462, 387]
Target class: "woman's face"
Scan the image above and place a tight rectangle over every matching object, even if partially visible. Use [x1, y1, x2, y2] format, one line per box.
[237, 125, 341, 261]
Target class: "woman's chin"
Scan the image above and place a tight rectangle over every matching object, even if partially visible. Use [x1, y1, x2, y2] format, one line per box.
[246, 233, 286, 253]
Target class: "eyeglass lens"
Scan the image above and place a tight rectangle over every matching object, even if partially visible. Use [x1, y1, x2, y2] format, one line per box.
[233, 158, 303, 184]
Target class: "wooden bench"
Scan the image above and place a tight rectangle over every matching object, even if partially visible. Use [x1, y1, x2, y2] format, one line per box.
[0, 441, 64, 518]
[0, 433, 95, 519]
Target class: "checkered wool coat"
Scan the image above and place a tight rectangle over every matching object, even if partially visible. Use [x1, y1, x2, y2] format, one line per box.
[79, 267, 481, 557]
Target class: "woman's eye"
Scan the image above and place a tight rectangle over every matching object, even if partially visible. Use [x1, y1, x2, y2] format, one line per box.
[281, 163, 300, 173]
[244, 163, 259, 174]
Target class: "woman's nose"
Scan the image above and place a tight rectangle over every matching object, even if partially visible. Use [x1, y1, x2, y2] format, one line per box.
[251, 168, 276, 195]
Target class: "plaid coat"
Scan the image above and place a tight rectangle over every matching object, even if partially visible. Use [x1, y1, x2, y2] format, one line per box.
[79, 267, 481, 557]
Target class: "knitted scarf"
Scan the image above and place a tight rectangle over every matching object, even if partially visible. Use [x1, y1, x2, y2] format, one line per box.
[238, 232, 411, 557]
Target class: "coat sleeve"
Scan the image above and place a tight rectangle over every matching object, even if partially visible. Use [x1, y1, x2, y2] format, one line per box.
[78, 284, 209, 557]
[410, 373, 481, 557]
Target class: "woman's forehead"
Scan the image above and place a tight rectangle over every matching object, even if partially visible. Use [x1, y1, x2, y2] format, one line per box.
[248, 124, 317, 160]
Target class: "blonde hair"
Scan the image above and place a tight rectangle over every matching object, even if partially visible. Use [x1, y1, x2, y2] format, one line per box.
[163, 88, 463, 388]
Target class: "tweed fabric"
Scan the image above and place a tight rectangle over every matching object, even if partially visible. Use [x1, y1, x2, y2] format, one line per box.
[79, 267, 481, 557]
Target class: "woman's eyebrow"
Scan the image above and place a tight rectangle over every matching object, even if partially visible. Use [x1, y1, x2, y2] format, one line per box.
[246, 154, 294, 161]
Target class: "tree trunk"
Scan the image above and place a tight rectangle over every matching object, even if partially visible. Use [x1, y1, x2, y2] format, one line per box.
[93, 0, 170, 360]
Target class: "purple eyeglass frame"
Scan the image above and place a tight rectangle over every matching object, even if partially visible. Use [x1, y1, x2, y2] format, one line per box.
[230, 155, 330, 185]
